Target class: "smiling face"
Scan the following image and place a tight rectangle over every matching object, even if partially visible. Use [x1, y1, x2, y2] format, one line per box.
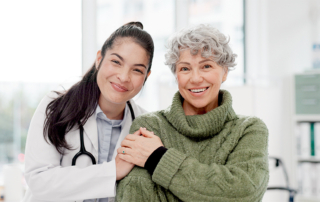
[96, 38, 150, 114]
[175, 49, 228, 115]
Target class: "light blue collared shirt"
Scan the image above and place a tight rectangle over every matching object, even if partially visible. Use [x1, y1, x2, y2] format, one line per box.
[84, 104, 128, 202]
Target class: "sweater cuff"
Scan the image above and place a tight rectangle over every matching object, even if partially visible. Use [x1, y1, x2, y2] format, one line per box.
[152, 148, 187, 189]
[144, 146, 168, 175]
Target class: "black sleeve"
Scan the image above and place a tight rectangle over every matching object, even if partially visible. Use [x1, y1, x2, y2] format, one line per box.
[144, 146, 168, 175]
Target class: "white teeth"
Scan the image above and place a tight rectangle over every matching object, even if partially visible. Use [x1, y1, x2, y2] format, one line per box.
[190, 88, 207, 93]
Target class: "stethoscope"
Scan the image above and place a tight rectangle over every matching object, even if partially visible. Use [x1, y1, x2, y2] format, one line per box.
[70, 101, 135, 201]
[71, 100, 135, 166]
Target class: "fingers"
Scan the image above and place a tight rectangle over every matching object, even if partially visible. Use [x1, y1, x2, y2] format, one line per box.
[125, 128, 155, 140]
[118, 153, 145, 167]
[133, 129, 142, 136]
[117, 147, 134, 156]
[118, 154, 134, 164]
[121, 139, 134, 148]
[140, 127, 155, 138]
[125, 134, 139, 141]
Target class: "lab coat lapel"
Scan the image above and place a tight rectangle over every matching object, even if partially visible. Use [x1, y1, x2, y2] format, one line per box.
[83, 114, 99, 152]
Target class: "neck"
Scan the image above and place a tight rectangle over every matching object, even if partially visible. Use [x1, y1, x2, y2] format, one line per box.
[98, 96, 126, 120]
[183, 98, 219, 116]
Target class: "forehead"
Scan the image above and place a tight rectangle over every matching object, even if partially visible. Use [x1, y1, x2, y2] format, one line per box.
[107, 38, 149, 63]
[110, 38, 140, 52]
[178, 48, 214, 62]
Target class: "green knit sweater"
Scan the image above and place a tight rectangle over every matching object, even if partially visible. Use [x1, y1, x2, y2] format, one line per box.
[116, 90, 269, 202]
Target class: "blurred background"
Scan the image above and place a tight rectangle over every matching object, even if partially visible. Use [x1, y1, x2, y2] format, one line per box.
[0, 0, 320, 201]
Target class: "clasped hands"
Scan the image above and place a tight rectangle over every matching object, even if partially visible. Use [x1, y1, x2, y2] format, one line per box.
[115, 127, 164, 180]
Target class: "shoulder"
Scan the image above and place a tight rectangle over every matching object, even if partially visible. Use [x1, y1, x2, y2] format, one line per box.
[235, 115, 268, 131]
[134, 110, 165, 124]
[226, 116, 269, 161]
[129, 110, 166, 133]
[230, 115, 269, 143]
[34, 91, 61, 115]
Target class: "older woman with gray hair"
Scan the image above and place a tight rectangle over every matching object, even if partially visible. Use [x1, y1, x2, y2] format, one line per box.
[116, 24, 269, 202]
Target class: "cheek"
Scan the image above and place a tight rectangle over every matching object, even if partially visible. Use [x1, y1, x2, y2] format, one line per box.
[98, 64, 116, 79]
[217, 69, 227, 80]
[132, 76, 146, 90]
[206, 72, 223, 84]
[176, 75, 187, 88]
[222, 70, 228, 81]
[96, 66, 112, 89]
[96, 71, 103, 87]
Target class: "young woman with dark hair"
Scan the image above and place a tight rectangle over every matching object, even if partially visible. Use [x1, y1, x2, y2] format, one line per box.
[22, 22, 154, 202]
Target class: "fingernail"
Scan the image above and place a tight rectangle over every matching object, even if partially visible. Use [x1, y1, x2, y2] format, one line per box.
[143, 127, 146, 130]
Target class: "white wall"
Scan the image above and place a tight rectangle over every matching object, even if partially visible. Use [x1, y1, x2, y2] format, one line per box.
[82, 0, 97, 73]
[242, 0, 318, 201]
[246, 0, 313, 79]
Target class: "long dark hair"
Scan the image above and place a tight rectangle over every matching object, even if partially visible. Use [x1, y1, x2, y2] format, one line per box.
[43, 22, 154, 154]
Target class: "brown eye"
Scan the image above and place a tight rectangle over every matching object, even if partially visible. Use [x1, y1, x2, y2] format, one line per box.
[204, 64, 211, 69]
[134, 69, 144, 74]
[112, 60, 121, 65]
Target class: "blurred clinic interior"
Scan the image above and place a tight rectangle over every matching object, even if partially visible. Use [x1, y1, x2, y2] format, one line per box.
[1, 0, 320, 201]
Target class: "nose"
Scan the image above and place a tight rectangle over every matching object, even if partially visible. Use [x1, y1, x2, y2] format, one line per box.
[117, 68, 131, 83]
[190, 69, 203, 84]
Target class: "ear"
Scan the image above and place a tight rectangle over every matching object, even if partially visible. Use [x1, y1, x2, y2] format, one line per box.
[143, 70, 151, 84]
[222, 67, 228, 82]
[146, 70, 151, 79]
[95, 50, 102, 69]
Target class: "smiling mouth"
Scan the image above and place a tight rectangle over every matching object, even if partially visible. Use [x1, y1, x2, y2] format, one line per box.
[111, 82, 128, 92]
[189, 87, 209, 93]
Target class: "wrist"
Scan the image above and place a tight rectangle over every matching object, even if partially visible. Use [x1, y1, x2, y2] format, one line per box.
[144, 146, 167, 175]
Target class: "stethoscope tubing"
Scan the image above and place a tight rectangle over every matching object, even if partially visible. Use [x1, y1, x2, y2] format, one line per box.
[71, 125, 96, 166]
[71, 100, 135, 166]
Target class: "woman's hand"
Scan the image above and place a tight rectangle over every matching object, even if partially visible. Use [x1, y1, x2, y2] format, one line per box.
[115, 154, 134, 181]
[115, 130, 143, 180]
[117, 127, 164, 167]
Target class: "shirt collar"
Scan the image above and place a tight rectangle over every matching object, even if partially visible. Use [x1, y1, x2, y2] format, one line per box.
[95, 104, 129, 127]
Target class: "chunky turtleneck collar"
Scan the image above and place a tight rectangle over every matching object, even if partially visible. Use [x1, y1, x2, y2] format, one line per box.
[163, 89, 237, 139]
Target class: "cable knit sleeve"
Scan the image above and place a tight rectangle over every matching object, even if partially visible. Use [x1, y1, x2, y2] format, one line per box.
[116, 168, 162, 202]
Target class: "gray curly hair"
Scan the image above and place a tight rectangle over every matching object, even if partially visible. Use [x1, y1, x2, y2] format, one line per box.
[165, 24, 237, 73]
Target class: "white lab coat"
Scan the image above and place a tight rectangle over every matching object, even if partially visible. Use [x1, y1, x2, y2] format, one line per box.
[22, 92, 147, 202]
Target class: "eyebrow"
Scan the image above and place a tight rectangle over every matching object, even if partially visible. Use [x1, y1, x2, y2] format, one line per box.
[111, 53, 147, 69]
[111, 53, 124, 61]
[176, 61, 190, 65]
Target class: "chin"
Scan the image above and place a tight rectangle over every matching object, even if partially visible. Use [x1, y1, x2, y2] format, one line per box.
[188, 101, 209, 110]
[102, 93, 128, 105]
[110, 97, 129, 104]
